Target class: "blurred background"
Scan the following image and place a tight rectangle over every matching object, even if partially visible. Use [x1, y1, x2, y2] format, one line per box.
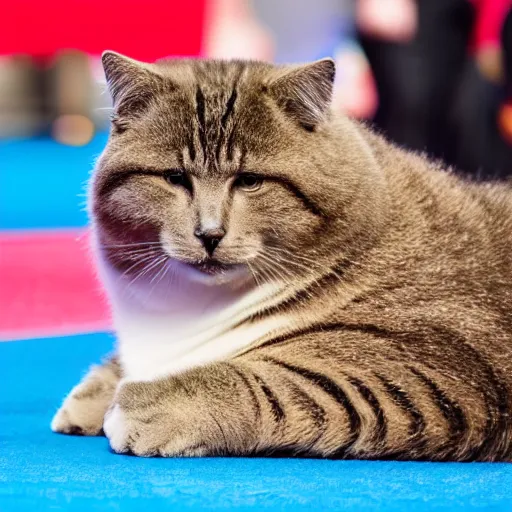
[1, 0, 512, 338]
[1, 0, 512, 189]
[1, 0, 511, 162]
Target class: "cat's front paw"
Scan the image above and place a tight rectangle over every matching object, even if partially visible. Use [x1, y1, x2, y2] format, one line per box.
[51, 390, 107, 436]
[51, 364, 119, 436]
[103, 380, 224, 457]
[103, 401, 209, 457]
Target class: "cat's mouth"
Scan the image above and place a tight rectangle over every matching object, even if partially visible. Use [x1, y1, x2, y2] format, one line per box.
[187, 259, 238, 276]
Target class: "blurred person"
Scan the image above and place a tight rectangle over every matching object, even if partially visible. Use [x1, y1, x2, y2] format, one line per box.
[498, 6, 512, 145]
[358, 0, 512, 179]
[357, 0, 472, 163]
[450, 0, 512, 178]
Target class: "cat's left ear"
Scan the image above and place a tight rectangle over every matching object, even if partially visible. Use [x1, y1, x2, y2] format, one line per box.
[101, 51, 164, 123]
[269, 58, 336, 130]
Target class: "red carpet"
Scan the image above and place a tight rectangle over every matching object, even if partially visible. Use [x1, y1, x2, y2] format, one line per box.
[0, 230, 110, 341]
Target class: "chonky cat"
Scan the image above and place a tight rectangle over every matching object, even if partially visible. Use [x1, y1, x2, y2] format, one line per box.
[52, 52, 512, 461]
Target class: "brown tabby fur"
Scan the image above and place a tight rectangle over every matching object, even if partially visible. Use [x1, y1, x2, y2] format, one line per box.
[52, 52, 512, 461]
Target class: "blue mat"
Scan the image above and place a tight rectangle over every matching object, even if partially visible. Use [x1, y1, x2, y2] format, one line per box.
[0, 134, 108, 230]
[2, 333, 512, 511]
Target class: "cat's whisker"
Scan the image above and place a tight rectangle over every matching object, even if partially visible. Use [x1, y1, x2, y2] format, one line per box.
[114, 248, 163, 259]
[247, 249, 285, 289]
[118, 253, 160, 283]
[257, 251, 307, 281]
[165, 260, 182, 296]
[259, 261, 283, 287]
[126, 255, 168, 290]
[149, 256, 170, 286]
[142, 256, 172, 306]
[246, 261, 262, 289]
[255, 253, 294, 289]
[264, 245, 327, 269]
[99, 241, 162, 249]
[258, 252, 316, 302]
[257, 260, 293, 287]
[264, 244, 337, 268]
[263, 246, 347, 289]
[263, 248, 319, 270]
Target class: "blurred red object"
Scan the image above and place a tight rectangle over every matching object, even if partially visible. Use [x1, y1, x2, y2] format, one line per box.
[470, 0, 512, 82]
[471, 0, 512, 50]
[0, 0, 206, 60]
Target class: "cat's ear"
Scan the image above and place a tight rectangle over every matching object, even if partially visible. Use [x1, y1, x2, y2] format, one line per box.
[101, 51, 163, 124]
[269, 58, 336, 130]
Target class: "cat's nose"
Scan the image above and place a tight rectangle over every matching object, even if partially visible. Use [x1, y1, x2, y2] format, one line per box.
[194, 227, 226, 256]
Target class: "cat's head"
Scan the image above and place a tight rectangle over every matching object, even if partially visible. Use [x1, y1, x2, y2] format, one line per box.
[91, 52, 382, 290]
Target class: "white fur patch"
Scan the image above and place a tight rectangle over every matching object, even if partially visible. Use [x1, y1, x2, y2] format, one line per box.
[116, 311, 288, 381]
[103, 404, 127, 452]
[96, 250, 288, 383]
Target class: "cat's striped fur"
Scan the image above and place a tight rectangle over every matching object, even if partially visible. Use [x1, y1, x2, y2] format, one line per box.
[52, 53, 512, 460]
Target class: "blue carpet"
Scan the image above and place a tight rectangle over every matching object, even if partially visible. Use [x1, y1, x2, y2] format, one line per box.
[0, 134, 108, 230]
[1, 333, 512, 511]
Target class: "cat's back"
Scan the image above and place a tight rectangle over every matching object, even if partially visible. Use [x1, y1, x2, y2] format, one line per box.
[342, 126, 512, 343]
[360, 125, 512, 263]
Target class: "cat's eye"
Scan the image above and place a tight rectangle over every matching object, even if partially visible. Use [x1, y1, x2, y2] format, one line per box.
[164, 170, 189, 188]
[234, 173, 263, 192]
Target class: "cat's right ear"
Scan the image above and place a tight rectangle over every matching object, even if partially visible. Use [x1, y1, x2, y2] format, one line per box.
[101, 51, 163, 127]
[268, 58, 336, 130]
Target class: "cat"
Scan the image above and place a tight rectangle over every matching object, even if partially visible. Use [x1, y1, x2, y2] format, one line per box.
[51, 51, 512, 461]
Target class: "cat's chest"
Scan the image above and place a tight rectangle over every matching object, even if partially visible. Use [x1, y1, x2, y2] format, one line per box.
[110, 282, 287, 382]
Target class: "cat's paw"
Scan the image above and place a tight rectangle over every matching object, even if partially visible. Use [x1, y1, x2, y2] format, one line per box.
[103, 402, 208, 457]
[102, 404, 129, 450]
[51, 379, 117, 436]
[51, 392, 106, 436]
[51, 361, 120, 436]
[102, 379, 222, 458]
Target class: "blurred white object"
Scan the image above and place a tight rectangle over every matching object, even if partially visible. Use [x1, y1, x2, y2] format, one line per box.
[251, 0, 376, 119]
[356, 0, 418, 42]
[332, 41, 377, 119]
[203, 0, 274, 60]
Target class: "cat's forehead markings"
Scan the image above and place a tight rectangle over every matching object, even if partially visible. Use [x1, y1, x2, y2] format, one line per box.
[189, 59, 248, 87]
[188, 66, 246, 174]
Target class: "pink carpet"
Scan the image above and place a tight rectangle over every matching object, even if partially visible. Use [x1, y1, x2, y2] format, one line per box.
[0, 230, 110, 341]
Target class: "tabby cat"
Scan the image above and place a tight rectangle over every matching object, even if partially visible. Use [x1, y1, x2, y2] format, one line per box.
[51, 51, 512, 461]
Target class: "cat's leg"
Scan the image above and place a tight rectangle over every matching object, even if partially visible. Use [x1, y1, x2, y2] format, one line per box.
[104, 358, 368, 458]
[103, 339, 510, 460]
[51, 356, 121, 436]
[103, 362, 260, 457]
